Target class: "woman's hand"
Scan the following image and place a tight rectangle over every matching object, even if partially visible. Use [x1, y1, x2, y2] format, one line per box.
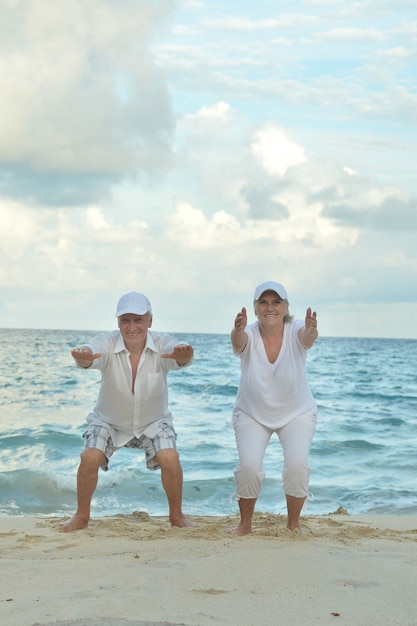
[298, 308, 318, 349]
[234, 307, 247, 333]
[304, 307, 318, 335]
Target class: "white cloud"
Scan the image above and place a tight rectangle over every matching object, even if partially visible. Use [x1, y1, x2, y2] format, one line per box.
[320, 27, 385, 42]
[251, 123, 307, 177]
[379, 46, 411, 59]
[0, 199, 39, 263]
[193, 101, 232, 119]
[167, 199, 241, 248]
[86, 206, 111, 231]
[0, 1, 416, 339]
[0, 0, 175, 201]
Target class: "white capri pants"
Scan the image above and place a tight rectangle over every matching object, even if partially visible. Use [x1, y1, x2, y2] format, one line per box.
[233, 411, 318, 499]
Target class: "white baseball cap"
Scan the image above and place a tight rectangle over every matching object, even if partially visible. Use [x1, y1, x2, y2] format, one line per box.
[253, 281, 288, 302]
[115, 292, 152, 317]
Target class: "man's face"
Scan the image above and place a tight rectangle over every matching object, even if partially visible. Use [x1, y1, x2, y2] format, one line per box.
[118, 313, 152, 343]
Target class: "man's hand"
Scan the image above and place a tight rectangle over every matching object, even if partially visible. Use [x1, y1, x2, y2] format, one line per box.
[161, 344, 194, 365]
[71, 347, 102, 368]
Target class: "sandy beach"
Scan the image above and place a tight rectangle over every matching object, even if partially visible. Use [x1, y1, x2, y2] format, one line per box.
[1, 510, 416, 626]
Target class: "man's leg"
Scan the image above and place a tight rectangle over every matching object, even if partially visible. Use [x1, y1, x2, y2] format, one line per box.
[155, 448, 194, 528]
[60, 448, 105, 532]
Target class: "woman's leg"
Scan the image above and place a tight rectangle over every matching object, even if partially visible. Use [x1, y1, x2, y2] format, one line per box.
[230, 413, 271, 535]
[278, 412, 317, 530]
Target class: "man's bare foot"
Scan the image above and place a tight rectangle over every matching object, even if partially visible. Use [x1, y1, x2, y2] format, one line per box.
[227, 522, 252, 536]
[59, 514, 89, 532]
[170, 514, 196, 528]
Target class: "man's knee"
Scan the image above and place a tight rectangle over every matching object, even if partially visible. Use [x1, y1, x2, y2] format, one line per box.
[80, 447, 106, 469]
[155, 448, 180, 470]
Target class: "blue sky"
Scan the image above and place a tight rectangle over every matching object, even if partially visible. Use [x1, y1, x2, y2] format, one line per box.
[0, 0, 416, 338]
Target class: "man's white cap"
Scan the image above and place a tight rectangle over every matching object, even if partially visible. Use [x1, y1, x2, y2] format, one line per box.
[253, 281, 288, 302]
[115, 291, 152, 317]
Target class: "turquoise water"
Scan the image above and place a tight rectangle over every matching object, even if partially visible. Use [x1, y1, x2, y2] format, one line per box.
[0, 329, 416, 518]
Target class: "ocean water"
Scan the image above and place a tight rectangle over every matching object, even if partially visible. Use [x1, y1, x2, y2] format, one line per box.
[0, 329, 416, 519]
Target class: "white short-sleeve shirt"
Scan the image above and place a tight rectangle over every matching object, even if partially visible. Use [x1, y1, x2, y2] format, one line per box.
[78, 330, 191, 447]
[233, 320, 317, 429]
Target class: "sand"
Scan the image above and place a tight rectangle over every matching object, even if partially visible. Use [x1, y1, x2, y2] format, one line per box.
[1, 510, 417, 626]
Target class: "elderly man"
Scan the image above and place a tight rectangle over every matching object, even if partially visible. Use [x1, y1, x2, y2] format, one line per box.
[61, 291, 194, 532]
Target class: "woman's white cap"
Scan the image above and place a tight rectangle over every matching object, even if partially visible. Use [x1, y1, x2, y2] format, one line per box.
[253, 281, 288, 302]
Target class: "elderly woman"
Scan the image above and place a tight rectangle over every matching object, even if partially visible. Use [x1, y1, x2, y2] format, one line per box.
[230, 281, 319, 534]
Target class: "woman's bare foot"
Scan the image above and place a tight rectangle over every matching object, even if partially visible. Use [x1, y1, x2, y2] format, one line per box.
[59, 514, 89, 532]
[227, 522, 252, 536]
[286, 523, 302, 533]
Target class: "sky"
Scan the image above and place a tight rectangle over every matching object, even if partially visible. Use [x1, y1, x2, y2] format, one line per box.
[1, 0, 416, 338]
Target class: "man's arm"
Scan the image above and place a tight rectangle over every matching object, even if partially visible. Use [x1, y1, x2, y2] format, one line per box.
[161, 344, 194, 366]
[71, 346, 102, 368]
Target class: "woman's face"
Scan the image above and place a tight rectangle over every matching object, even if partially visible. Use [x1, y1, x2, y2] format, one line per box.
[254, 290, 289, 325]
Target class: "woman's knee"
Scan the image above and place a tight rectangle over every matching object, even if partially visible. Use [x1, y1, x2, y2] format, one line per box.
[234, 466, 265, 499]
[282, 465, 311, 498]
